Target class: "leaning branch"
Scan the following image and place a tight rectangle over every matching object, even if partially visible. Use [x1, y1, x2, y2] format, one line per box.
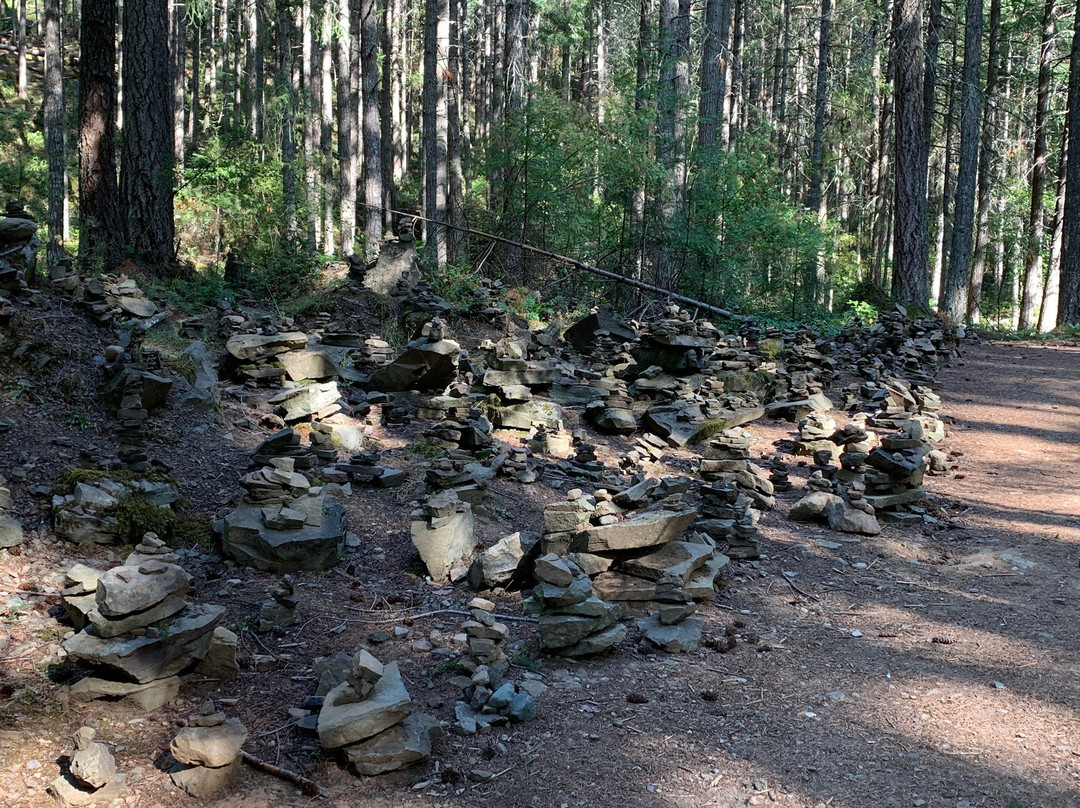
[364, 204, 746, 323]
[240, 750, 327, 797]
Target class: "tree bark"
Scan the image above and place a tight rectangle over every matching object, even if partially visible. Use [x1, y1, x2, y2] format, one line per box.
[17, 0, 26, 100]
[320, 2, 335, 253]
[1019, 0, 1056, 328]
[44, 0, 65, 266]
[423, 0, 449, 270]
[891, 0, 929, 308]
[337, 0, 357, 255]
[697, 0, 731, 156]
[968, 0, 1001, 322]
[806, 0, 831, 304]
[1039, 130, 1067, 331]
[120, 0, 178, 274]
[78, 0, 122, 273]
[1059, 0, 1080, 324]
[360, 0, 383, 260]
[277, 0, 298, 243]
[170, 0, 186, 169]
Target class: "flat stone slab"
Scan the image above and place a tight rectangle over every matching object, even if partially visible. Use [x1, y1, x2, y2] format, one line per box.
[617, 541, 714, 583]
[226, 332, 308, 361]
[637, 614, 703, 653]
[318, 662, 412, 749]
[223, 494, 346, 572]
[343, 713, 442, 775]
[570, 509, 697, 553]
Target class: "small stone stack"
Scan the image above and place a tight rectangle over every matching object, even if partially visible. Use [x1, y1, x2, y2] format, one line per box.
[560, 443, 610, 482]
[495, 446, 539, 484]
[832, 422, 875, 482]
[410, 489, 475, 582]
[464, 277, 505, 320]
[696, 482, 760, 560]
[62, 560, 226, 709]
[334, 451, 406, 488]
[169, 703, 248, 798]
[451, 598, 537, 732]
[529, 554, 626, 657]
[224, 330, 308, 388]
[0, 474, 23, 549]
[222, 433, 348, 572]
[49, 727, 127, 807]
[318, 651, 441, 775]
[636, 572, 703, 653]
[369, 317, 460, 393]
[421, 453, 495, 501]
[307, 422, 341, 464]
[529, 423, 574, 458]
[795, 411, 838, 458]
[585, 379, 637, 434]
[767, 456, 792, 492]
[698, 428, 775, 510]
[258, 575, 301, 632]
[423, 408, 494, 452]
[863, 420, 930, 513]
[114, 369, 151, 471]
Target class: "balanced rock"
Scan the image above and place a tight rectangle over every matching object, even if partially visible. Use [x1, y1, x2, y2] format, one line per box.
[318, 662, 412, 748]
[343, 713, 442, 775]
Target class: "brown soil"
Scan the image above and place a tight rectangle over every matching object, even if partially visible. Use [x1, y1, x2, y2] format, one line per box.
[2, 324, 1079, 808]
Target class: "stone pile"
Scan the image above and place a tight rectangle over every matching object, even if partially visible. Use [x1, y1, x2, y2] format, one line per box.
[100, 339, 173, 471]
[637, 571, 703, 653]
[698, 427, 776, 510]
[317, 650, 442, 775]
[61, 554, 227, 709]
[52, 476, 178, 546]
[420, 453, 495, 502]
[558, 443, 611, 483]
[463, 277, 505, 320]
[863, 419, 931, 513]
[450, 597, 537, 732]
[266, 380, 345, 423]
[788, 489, 881, 537]
[468, 530, 541, 590]
[696, 482, 759, 560]
[0, 474, 23, 549]
[528, 553, 626, 657]
[369, 318, 459, 392]
[0, 201, 40, 293]
[224, 330, 308, 387]
[169, 702, 248, 798]
[585, 379, 637, 434]
[536, 489, 727, 605]
[630, 304, 715, 376]
[423, 408, 493, 451]
[49, 727, 127, 807]
[766, 369, 832, 421]
[390, 279, 453, 329]
[72, 273, 158, 325]
[410, 489, 475, 582]
[494, 445, 539, 484]
[768, 456, 792, 492]
[257, 575, 301, 632]
[222, 435, 348, 572]
[528, 422, 574, 458]
[563, 309, 638, 356]
[333, 450, 406, 488]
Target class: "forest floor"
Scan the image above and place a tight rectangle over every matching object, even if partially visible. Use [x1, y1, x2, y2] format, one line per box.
[2, 301, 1080, 808]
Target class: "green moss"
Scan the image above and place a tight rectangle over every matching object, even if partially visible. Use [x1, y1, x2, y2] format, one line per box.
[408, 438, 448, 459]
[52, 468, 175, 497]
[114, 494, 177, 544]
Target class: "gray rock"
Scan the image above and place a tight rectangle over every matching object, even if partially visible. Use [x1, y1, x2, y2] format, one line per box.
[95, 562, 192, 618]
[49, 772, 127, 807]
[267, 381, 342, 422]
[318, 662, 412, 748]
[193, 626, 241, 679]
[87, 593, 188, 638]
[69, 728, 116, 789]
[368, 338, 459, 392]
[552, 622, 628, 657]
[222, 491, 347, 572]
[410, 492, 475, 582]
[0, 513, 23, 548]
[70, 676, 180, 711]
[176, 341, 221, 413]
[824, 500, 881, 536]
[506, 692, 537, 722]
[278, 349, 340, 382]
[637, 613, 703, 653]
[225, 332, 308, 361]
[788, 491, 843, 521]
[563, 311, 638, 352]
[169, 758, 240, 798]
[570, 509, 697, 553]
[171, 718, 247, 768]
[539, 608, 620, 649]
[343, 713, 442, 775]
[467, 531, 539, 590]
[616, 541, 714, 584]
[362, 239, 421, 295]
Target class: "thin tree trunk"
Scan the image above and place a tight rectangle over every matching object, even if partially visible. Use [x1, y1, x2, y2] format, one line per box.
[968, 0, 1000, 322]
[892, 0, 929, 307]
[277, 0, 297, 242]
[1059, 0, 1080, 324]
[1019, 0, 1056, 328]
[806, 0, 831, 304]
[17, 0, 27, 100]
[360, 0, 382, 260]
[337, 0, 357, 255]
[44, 0, 65, 265]
[1039, 130, 1067, 331]
[940, 0, 982, 322]
[189, 13, 201, 148]
[423, 0, 449, 270]
[170, 0, 186, 169]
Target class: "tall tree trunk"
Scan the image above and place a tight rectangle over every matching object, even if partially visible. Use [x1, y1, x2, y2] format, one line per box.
[277, 0, 297, 242]
[655, 0, 690, 290]
[423, 0, 449, 270]
[17, 0, 27, 100]
[337, 0, 357, 255]
[301, 0, 319, 250]
[1059, 0, 1080, 324]
[806, 0, 831, 304]
[697, 0, 731, 156]
[892, 0, 929, 308]
[44, 0, 66, 265]
[121, 0, 178, 274]
[1039, 131, 1067, 331]
[189, 12, 201, 148]
[170, 0, 186, 169]
[320, 2, 335, 253]
[775, 0, 791, 178]
[78, 0, 121, 273]
[968, 0, 1000, 322]
[360, 0, 382, 260]
[941, 0, 982, 322]
[1019, 0, 1056, 328]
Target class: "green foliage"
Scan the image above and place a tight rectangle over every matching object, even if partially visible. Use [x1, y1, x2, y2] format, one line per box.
[114, 494, 177, 544]
[408, 438, 447, 459]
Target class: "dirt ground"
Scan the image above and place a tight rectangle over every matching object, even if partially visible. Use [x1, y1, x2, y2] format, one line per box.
[3, 324, 1080, 808]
